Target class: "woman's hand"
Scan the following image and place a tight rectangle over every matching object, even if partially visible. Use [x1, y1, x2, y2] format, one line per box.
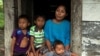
[46, 40, 52, 51]
[65, 45, 70, 51]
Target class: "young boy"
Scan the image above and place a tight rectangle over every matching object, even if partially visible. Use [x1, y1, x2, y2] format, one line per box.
[11, 15, 31, 56]
[44, 40, 70, 56]
[30, 15, 45, 56]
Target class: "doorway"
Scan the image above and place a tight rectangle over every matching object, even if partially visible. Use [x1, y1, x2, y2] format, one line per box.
[21, 0, 71, 22]
[4, 0, 82, 56]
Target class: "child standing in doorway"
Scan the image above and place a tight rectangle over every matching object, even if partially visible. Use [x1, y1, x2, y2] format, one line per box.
[29, 15, 45, 56]
[11, 15, 31, 56]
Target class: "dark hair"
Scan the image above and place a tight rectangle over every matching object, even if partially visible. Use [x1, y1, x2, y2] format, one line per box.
[55, 4, 68, 13]
[53, 40, 64, 49]
[53, 4, 68, 20]
[34, 15, 45, 21]
[18, 15, 31, 30]
[18, 15, 30, 22]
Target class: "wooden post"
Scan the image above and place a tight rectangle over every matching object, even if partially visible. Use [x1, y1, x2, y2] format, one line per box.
[4, 0, 14, 56]
[71, 0, 82, 56]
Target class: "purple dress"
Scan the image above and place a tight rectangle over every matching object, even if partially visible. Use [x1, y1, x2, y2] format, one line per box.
[11, 29, 30, 53]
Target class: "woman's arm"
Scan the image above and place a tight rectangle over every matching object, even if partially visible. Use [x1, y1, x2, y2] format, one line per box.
[46, 40, 52, 51]
[65, 21, 71, 50]
[11, 37, 16, 56]
[44, 21, 52, 51]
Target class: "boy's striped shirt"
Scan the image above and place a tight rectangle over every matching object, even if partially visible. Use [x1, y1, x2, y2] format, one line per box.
[30, 26, 44, 48]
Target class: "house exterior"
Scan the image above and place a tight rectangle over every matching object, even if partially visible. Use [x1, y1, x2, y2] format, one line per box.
[3, 0, 100, 56]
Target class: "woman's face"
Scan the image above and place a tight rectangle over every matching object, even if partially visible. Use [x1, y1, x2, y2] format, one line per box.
[55, 5, 67, 21]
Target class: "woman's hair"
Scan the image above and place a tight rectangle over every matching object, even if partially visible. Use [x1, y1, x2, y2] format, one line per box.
[53, 4, 68, 19]
[18, 15, 31, 30]
[53, 40, 64, 49]
[55, 4, 68, 13]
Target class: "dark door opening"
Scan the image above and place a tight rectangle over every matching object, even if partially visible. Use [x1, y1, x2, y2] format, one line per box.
[21, 0, 71, 23]
[33, 0, 71, 21]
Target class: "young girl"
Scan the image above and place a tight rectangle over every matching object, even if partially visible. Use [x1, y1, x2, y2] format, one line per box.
[11, 15, 31, 56]
[29, 15, 45, 56]
[44, 5, 77, 56]
[44, 40, 71, 56]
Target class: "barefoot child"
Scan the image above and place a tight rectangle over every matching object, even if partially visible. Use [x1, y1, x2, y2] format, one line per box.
[30, 15, 45, 56]
[11, 15, 31, 56]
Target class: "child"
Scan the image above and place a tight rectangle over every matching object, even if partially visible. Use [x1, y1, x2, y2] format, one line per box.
[44, 4, 77, 56]
[44, 40, 71, 56]
[11, 15, 31, 56]
[29, 15, 45, 56]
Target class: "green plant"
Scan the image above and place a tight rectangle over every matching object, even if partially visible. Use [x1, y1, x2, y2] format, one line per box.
[0, 0, 4, 29]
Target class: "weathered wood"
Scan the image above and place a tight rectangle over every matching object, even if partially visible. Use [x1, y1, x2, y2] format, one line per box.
[71, 0, 82, 56]
[14, 0, 22, 17]
[4, 0, 14, 56]
[14, 0, 22, 28]
[17, 0, 21, 16]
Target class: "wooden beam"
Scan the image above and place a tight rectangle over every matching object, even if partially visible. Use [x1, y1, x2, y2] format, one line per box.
[4, 0, 14, 56]
[71, 0, 82, 56]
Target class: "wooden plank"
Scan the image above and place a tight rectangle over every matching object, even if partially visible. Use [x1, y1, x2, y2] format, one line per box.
[17, 0, 21, 16]
[4, 0, 14, 56]
[71, 0, 82, 56]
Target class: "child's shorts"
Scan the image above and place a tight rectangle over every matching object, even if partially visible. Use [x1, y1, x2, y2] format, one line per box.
[36, 46, 49, 54]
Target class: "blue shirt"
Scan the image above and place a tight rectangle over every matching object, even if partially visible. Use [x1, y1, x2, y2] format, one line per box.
[44, 19, 70, 46]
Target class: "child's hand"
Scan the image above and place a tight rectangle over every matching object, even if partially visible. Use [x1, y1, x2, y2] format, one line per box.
[35, 49, 41, 56]
[26, 50, 30, 55]
[27, 52, 35, 56]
